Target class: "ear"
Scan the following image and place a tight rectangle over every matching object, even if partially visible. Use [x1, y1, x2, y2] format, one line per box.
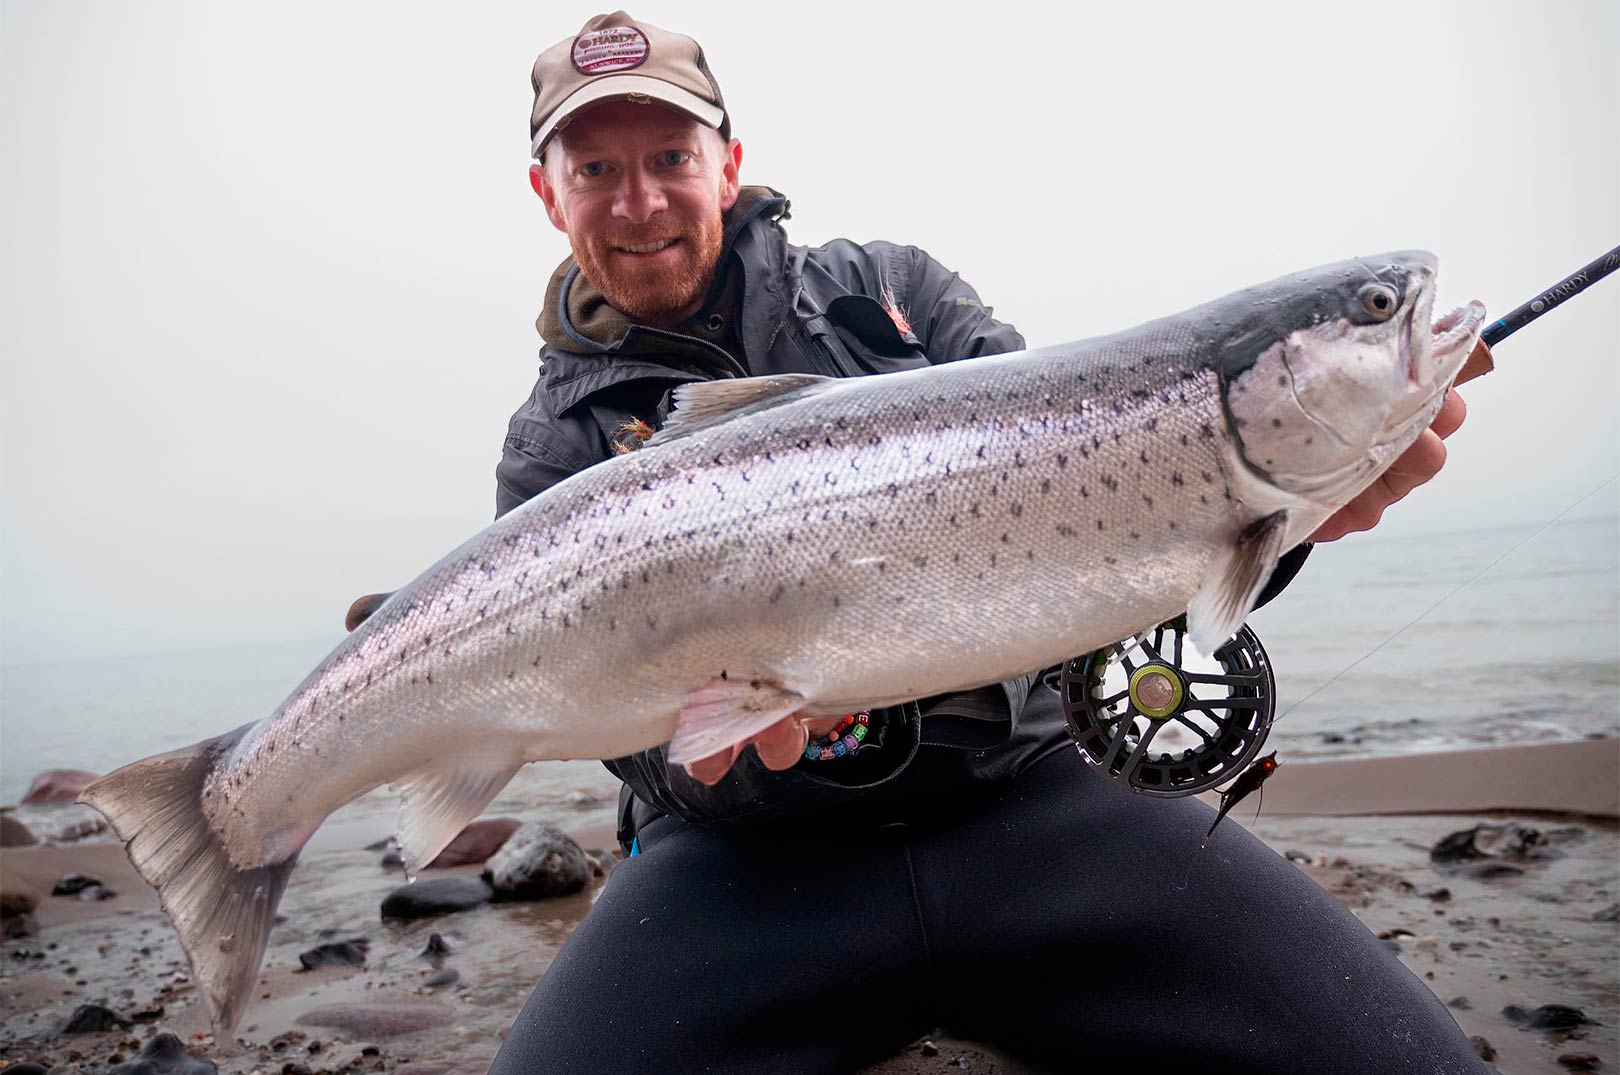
[529, 163, 569, 233]
[718, 138, 743, 212]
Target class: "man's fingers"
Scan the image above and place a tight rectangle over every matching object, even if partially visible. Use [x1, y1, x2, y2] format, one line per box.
[1381, 430, 1447, 501]
[1430, 388, 1467, 440]
[683, 743, 740, 786]
[753, 716, 809, 770]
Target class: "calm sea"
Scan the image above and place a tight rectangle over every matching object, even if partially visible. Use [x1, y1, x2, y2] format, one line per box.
[3, 517, 1616, 807]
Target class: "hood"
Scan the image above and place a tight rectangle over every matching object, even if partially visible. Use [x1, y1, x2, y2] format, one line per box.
[537, 185, 787, 352]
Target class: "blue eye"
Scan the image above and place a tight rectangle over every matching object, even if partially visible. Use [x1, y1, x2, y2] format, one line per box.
[581, 161, 608, 178]
[660, 150, 689, 166]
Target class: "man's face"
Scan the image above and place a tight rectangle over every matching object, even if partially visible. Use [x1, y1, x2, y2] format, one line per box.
[533, 101, 741, 327]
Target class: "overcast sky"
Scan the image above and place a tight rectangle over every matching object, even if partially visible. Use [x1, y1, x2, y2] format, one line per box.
[2, 0, 1616, 667]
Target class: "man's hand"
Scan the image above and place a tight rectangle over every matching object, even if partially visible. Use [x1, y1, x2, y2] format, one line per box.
[1307, 339, 1488, 543]
[683, 713, 849, 785]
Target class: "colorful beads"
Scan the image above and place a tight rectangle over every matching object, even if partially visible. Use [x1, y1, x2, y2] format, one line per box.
[802, 710, 872, 762]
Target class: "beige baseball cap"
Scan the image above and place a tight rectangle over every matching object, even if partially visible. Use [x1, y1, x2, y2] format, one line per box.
[530, 12, 730, 160]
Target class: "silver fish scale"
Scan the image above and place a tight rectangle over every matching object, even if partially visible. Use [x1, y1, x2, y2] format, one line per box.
[211, 334, 1245, 848]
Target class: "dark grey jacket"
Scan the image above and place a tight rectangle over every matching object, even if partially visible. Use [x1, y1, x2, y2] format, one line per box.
[496, 187, 1309, 846]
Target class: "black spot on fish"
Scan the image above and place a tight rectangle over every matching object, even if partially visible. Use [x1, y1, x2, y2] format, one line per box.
[1143, 495, 1153, 508]
[1096, 520, 1105, 530]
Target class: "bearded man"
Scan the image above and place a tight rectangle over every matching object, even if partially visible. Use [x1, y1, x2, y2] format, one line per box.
[489, 12, 1485, 1075]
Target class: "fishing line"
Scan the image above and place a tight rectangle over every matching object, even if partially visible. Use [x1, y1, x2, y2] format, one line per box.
[1275, 471, 1620, 722]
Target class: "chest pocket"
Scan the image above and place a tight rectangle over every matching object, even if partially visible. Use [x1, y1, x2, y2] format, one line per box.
[812, 294, 930, 376]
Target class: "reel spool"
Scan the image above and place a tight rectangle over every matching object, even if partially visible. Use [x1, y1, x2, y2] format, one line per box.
[1060, 616, 1276, 797]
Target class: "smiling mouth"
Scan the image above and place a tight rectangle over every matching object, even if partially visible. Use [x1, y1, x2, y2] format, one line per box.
[614, 238, 680, 255]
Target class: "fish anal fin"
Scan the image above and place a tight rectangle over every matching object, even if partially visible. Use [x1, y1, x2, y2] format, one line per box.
[666, 675, 807, 766]
[1187, 511, 1291, 653]
[647, 374, 835, 447]
[345, 591, 396, 632]
[395, 756, 524, 878]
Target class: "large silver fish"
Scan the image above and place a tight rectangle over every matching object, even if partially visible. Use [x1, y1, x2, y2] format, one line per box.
[82, 251, 1484, 1034]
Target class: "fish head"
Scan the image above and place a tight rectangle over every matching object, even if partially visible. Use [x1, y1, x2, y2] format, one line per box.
[1214, 250, 1484, 510]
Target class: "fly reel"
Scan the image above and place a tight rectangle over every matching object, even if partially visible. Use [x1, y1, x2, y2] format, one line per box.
[1059, 616, 1276, 797]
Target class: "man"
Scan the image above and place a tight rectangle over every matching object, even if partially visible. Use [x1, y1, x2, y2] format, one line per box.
[489, 13, 1483, 1074]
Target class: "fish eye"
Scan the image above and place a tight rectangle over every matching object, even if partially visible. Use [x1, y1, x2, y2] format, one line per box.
[1359, 283, 1398, 321]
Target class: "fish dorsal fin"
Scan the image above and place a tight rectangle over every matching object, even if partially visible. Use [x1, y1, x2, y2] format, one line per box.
[345, 591, 396, 632]
[393, 754, 524, 878]
[666, 674, 807, 766]
[1187, 511, 1291, 653]
[647, 374, 834, 447]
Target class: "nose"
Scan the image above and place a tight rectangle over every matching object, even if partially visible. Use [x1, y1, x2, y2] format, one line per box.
[613, 164, 668, 224]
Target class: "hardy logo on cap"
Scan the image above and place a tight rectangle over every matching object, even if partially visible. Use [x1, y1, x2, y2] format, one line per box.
[572, 25, 650, 75]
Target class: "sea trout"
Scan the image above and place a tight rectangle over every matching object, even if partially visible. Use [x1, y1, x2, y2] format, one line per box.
[82, 251, 1485, 1034]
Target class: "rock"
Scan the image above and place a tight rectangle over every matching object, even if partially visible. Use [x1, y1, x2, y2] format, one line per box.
[77, 884, 118, 901]
[919, 1040, 939, 1057]
[106, 1032, 217, 1075]
[1447, 996, 1471, 1010]
[1558, 1053, 1603, 1071]
[426, 817, 520, 869]
[0, 813, 37, 847]
[22, 769, 98, 804]
[298, 941, 368, 970]
[61, 1003, 132, 1033]
[423, 967, 460, 988]
[51, 873, 105, 896]
[380, 877, 493, 920]
[10, 802, 109, 842]
[483, 823, 589, 900]
[585, 851, 618, 880]
[1593, 903, 1620, 923]
[296, 1002, 457, 1038]
[1502, 1004, 1597, 1029]
[1, 888, 39, 917]
[1431, 822, 1551, 866]
[1469, 1036, 1497, 1061]
[565, 790, 599, 806]
[3, 1063, 48, 1075]
[420, 933, 452, 959]
[380, 850, 405, 870]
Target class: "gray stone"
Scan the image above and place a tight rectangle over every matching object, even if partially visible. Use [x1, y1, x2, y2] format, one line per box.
[482, 823, 589, 900]
[379, 877, 493, 920]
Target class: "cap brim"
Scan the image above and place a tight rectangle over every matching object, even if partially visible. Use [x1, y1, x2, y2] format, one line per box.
[532, 75, 725, 158]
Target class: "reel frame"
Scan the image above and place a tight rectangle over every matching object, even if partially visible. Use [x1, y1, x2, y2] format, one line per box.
[1060, 617, 1277, 798]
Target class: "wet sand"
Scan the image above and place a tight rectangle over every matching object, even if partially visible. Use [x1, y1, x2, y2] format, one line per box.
[2, 742, 1615, 1075]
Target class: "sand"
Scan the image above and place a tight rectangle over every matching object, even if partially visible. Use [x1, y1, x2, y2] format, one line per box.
[2, 742, 1615, 1075]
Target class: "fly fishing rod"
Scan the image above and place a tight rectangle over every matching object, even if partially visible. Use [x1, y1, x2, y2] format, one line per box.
[1063, 243, 1620, 800]
[1482, 244, 1620, 348]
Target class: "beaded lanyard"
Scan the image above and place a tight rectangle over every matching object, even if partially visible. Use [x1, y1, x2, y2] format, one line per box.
[803, 710, 872, 762]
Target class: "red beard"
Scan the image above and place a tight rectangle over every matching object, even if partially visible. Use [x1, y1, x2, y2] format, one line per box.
[570, 212, 725, 325]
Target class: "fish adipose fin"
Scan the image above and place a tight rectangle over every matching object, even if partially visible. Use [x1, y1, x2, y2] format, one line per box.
[78, 725, 298, 1038]
[345, 591, 396, 632]
[647, 374, 835, 447]
[1187, 511, 1292, 653]
[666, 675, 807, 766]
[394, 755, 525, 878]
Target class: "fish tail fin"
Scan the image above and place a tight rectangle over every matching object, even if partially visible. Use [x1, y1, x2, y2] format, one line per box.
[79, 726, 298, 1038]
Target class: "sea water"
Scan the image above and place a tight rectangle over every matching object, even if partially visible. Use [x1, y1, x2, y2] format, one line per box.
[3, 517, 1616, 806]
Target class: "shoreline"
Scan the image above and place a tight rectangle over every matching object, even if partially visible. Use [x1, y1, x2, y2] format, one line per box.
[3, 743, 1617, 1074]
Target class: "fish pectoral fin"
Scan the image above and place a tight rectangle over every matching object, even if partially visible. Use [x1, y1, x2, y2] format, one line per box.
[1187, 511, 1291, 653]
[665, 676, 808, 767]
[394, 755, 524, 878]
[345, 591, 396, 632]
[647, 374, 835, 447]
